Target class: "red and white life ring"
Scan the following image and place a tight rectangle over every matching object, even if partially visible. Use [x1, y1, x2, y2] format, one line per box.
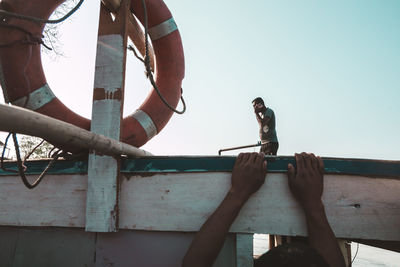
[0, 0, 184, 149]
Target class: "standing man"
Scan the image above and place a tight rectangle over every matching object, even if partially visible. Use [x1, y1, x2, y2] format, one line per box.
[252, 97, 279, 155]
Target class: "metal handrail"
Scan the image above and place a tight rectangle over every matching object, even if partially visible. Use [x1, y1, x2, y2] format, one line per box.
[218, 142, 261, 155]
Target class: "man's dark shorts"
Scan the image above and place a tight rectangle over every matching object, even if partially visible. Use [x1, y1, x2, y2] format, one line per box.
[260, 142, 279, 155]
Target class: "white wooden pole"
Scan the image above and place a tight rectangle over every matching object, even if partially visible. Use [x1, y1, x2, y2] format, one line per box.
[85, 0, 131, 232]
[102, 0, 155, 70]
[0, 104, 152, 157]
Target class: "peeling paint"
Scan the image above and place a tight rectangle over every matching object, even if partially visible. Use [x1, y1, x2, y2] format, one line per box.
[122, 173, 133, 180]
[74, 189, 86, 192]
[86, 154, 119, 232]
[89, 33, 122, 233]
[91, 100, 122, 139]
[131, 172, 159, 178]
[93, 87, 122, 101]
[94, 35, 124, 90]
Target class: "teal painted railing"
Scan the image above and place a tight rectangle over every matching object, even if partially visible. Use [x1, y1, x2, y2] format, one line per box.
[0, 156, 399, 178]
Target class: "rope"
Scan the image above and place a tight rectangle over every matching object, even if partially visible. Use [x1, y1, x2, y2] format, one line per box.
[138, 0, 186, 115]
[0, 29, 52, 50]
[0, 41, 59, 189]
[0, 0, 84, 24]
[351, 242, 359, 264]
[23, 139, 45, 164]
[0, 132, 66, 189]
[1, 133, 15, 173]
[47, 146, 58, 159]
[0, 18, 46, 49]
[0, 0, 84, 48]
[12, 133, 63, 189]
[128, 45, 145, 64]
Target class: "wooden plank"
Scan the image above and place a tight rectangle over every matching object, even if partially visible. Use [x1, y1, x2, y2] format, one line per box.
[102, 0, 121, 11]
[86, 0, 131, 232]
[0, 227, 236, 267]
[212, 234, 237, 267]
[95, 230, 196, 267]
[118, 173, 400, 241]
[0, 227, 96, 267]
[0, 171, 398, 241]
[96, 230, 235, 267]
[0, 174, 86, 227]
[236, 234, 254, 267]
[337, 239, 351, 267]
[102, 0, 155, 70]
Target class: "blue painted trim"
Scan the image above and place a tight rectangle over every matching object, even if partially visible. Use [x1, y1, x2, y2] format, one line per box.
[0, 160, 88, 175]
[0, 156, 399, 178]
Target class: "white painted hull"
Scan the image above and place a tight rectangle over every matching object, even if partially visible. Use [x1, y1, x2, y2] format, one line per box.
[1, 171, 399, 241]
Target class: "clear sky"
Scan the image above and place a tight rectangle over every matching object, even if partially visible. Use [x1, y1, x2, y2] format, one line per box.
[1, 0, 400, 159]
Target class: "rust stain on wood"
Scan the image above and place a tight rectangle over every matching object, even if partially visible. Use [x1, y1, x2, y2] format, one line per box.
[93, 88, 122, 101]
[131, 172, 159, 178]
[74, 189, 86, 192]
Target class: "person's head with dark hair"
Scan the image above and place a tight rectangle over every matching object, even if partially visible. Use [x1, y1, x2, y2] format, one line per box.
[254, 242, 329, 267]
[252, 97, 264, 106]
[252, 97, 266, 113]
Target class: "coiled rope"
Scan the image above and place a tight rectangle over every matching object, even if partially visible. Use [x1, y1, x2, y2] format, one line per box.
[128, 0, 186, 114]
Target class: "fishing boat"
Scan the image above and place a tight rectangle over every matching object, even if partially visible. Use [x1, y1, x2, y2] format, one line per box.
[0, 0, 399, 266]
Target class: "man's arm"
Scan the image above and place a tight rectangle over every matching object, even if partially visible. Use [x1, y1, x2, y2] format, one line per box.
[288, 153, 346, 267]
[182, 153, 267, 267]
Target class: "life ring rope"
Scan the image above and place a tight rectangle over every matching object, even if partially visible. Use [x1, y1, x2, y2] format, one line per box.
[128, 15, 181, 138]
[141, 0, 186, 115]
[1, 132, 63, 189]
[0, 0, 84, 24]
